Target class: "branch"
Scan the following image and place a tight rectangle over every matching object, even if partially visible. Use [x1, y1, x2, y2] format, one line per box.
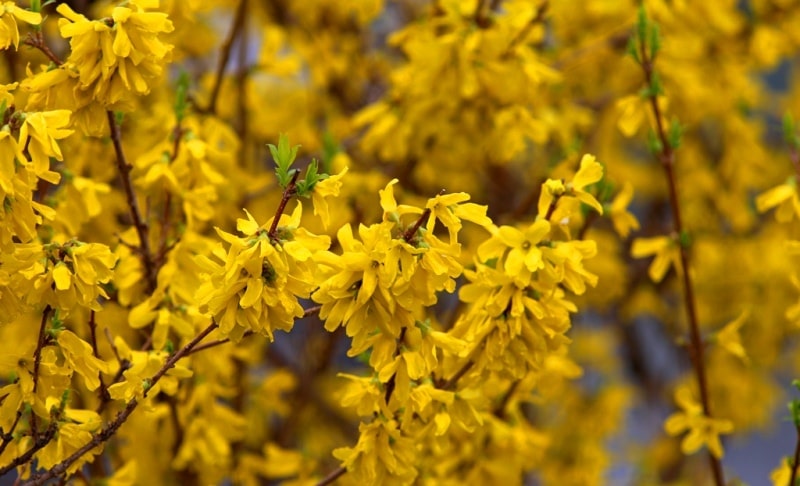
[30, 306, 52, 437]
[107, 111, 157, 293]
[205, 0, 248, 115]
[636, 25, 725, 486]
[185, 305, 321, 356]
[0, 422, 57, 477]
[88, 311, 111, 405]
[22, 322, 219, 485]
[790, 423, 800, 486]
[24, 32, 64, 66]
[316, 465, 346, 486]
[268, 170, 301, 240]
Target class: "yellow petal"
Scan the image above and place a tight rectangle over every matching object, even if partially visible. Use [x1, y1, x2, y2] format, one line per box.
[52, 263, 72, 290]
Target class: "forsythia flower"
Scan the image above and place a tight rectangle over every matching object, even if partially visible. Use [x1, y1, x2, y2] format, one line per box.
[0, 2, 41, 50]
[664, 385, 733, 459]
[19, 110, 74, 183]
[607, 181, 640, 238]
[333, 420, 417, 484]
[3, 240, 116, 313]
[196, 204, 329, 341]
[538, 154, 604, 222]
[56, 1, 174, 109]
[631, 235, 681, 283]
[311, 166, 348, 229]
[715, 310, 749, 362]
[755, 177, 800, 222]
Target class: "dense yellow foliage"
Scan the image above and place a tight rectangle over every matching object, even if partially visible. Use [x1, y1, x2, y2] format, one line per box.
[1, 0, 799, 485]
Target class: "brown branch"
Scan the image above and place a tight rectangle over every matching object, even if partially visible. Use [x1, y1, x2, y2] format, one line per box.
[790, 423, 800, 486]
[107, 111, 157, 293]
[205, 0, 248, 115]
[30, 306, 52, 437]
[268, 169, 301, 240]
[88, 311, 110, 405]
[502, 1, 548, 57]
[439, 359, 475, 391]
[402, 189, 445, 243]
[0, 421, 57, 477]
[0, 411, 22, 456]
[185, 305, 321, 356]
[24, 32, 64, 66]
[636, 26, 725, 486]
[492, 380, 519, 419]
[22, 322, 219, 485]
[316, 466, 346, 486]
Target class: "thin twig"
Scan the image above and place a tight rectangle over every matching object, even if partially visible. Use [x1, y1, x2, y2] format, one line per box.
[30, 306, 52, 437]
[107, 111, 157, 293]
[790, 423, 800, 486]
[24, 32, 64, 66]
[23, 322, 219, 485]
[0, 422, 57, 477]
[88, 311, 110, 405]
[205, 0, 248, 115]
[268, 170, 301, 240]
[185, 305, 322, 356]
[316, 466, 347, 486]
[636, 26, 725, 486]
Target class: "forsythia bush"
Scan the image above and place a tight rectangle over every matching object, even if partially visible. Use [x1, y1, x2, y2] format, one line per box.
[1, 0, 800, 484]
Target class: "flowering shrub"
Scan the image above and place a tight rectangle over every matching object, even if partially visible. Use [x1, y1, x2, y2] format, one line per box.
[1, 1, 799, 485]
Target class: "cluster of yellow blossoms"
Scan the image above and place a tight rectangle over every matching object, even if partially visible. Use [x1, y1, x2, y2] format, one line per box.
[0, 0, 799, 485]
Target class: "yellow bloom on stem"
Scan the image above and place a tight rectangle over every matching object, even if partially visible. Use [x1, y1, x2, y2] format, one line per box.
[568, 154, 604, 215]
[19, 110, 74, 184]
[664, 384, 733, 459]
[56, 1, 174, 108]
[311, 166, 348, 229]
[755, 178, 800, 222]
[631, 235, 681, 283]
[537, 154, 604, 220]
[607, 181, 640, 238]
[715, 309, 749, 362]
[477, 220, 551, 287]
[56, 329, 111, 391]
[0, 2, 41, 50]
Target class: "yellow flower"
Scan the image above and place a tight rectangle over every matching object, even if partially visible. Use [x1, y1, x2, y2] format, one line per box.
[568, 154, 604, 215]
[56, 2, 174, 109]
[607, 181, 640, 238]
[311, 166, 348, 229]
[756, 178, 800, 222]
[631, 235, 681, 283]
[664, 385, 733, 459]
[0, 2, 41, 50]
[537, 154, 604, 220]
[477, 220, 551, 287]
[333, 420, 417, 484]
[19, 110, 74, 184]
[56, 329, 111, 391]
[769, 457, 792, 486]
[107, 336, 192, 401]
[196, 204, 329, 341]
[714, 309, 749, 362]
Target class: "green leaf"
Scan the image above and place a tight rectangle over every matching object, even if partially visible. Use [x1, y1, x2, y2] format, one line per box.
[626, 35, 640, 63]
[678, 230, 691, 249]
[668, 117, 683, 149]
[268, 134, 301, 189]
[637, 5, 648, 48]
[649, 22, 661, 59]
[647, 130, 663, 155]
[174, 71, 190, 123]
[295, 159, 329, 197]
[784, 113, 799, 149]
